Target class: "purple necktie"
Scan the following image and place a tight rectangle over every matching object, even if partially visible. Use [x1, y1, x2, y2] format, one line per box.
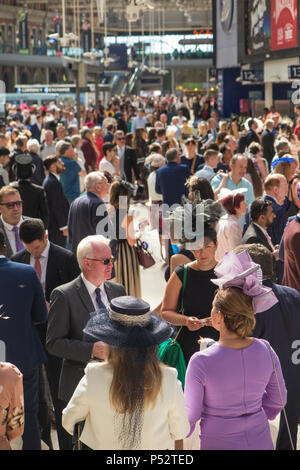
[12, 226, 24, 252]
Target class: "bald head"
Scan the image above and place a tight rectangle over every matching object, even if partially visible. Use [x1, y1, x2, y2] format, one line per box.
[264, 174, 288, 205]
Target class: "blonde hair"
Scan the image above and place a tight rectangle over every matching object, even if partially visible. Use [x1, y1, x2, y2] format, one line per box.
[273, 155, 299, 182]
[214, 287, 256, 338]
[0, 186, 20, 203]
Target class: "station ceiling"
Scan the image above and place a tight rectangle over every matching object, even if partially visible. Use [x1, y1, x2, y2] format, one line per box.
[16, 0, 212, 34]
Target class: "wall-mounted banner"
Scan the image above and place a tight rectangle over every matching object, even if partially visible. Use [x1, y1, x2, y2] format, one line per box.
[271, 0, 298, 50]
[18, 9, 29, 54]
[54, 16, 63, 56]
[82, 20, 91, 53]
[247, 0, 271, 55]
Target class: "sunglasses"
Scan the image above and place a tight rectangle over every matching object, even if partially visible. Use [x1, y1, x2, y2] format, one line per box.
[116, 137, 125, 141]
[0, 201, 23, 209]
[86, 257, 115, 265]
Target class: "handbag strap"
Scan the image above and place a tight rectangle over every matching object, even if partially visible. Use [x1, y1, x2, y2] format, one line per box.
[262, 339, 295, 450]
[173, 265, 188, 343]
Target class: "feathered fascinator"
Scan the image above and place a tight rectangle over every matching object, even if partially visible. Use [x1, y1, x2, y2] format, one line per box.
[211, 250, 279, 314]
[115, 177, 136, 195]
[169, 195, 225, 250]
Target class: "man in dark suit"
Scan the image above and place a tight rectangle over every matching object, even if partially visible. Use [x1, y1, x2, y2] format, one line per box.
[114, 130, 141, 183]
[68, 171, 113, 254]
[241, 199, 278, 255]
[0, 186, 28, 258]
[155, 147, 190, 209]
[243, 174, 288, 282]
[103, 124, 115, 143]
[0, 228, 48, 449]
[244, 119, 260, 149]
[46, 235, 126, 448]
[235, 244, 300, 450]
[10, 154, 49, 229]
[43, 155, 69, 248]
[261, 119, 275, 166]
[29, 114, 44, 143]
[11, 218, 80, 450]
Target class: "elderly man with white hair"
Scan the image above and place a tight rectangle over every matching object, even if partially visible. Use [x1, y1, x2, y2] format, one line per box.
[27, 137, 45, 185]
[46, 234, 126, 449]
[40, 130, 56, 160]
[68, 171, 113, 254]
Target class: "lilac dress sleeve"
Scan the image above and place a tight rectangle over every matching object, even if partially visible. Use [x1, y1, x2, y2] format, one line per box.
[261, 342, 287, 420]
[184, 353, 206, 438]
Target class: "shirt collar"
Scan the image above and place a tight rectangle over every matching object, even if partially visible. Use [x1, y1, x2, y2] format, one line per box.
[81, 273, 103, 294]
[0, 215, 24, 232]
[253, 222, 271, 240]
[40, 240, 50, 259]
[264, 193, 278, 204]
[50, 172, 60, 180]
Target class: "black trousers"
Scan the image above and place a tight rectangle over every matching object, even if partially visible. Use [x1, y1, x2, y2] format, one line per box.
[23, 367, 41, 450]
[45, 353, 74, 450]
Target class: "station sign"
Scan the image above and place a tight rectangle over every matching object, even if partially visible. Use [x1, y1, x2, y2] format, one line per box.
[241, 69, 264, 82]
[15, 85, 90, 93]
[288, 65, 300, 80]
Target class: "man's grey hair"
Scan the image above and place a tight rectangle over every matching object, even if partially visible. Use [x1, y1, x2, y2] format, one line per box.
[77, 235, 110, 270]
[165, 147, 178, 162]
[55, 140, 71, 156]
[27, 138, 40, 154]
[275, 138, 290, 154]
[84, 171, 107, 192]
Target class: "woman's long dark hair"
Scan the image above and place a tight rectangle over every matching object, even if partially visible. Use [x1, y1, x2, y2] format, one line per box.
[246, 158, 263, 198]
[108, 343, 162, 449]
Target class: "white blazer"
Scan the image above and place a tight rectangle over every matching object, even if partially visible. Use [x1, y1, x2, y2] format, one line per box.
[62, 362, 190, 450]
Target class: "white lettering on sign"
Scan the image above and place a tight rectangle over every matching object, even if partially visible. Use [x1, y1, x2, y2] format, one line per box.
[274, 0, 296, 24]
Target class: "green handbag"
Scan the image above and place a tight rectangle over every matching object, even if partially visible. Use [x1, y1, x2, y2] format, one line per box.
[158, 265, 188, 389]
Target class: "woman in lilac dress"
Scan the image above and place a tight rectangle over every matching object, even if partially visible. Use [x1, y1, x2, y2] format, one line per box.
[184, 250, 287, 450]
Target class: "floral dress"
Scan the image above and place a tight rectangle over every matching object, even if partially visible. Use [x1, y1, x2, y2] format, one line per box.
[0, 362, 24, 450]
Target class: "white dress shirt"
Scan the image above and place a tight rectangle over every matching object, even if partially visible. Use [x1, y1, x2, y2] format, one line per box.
[0, 215, 24, 255]
[99, 158, 116, 176]
[30, 240, 50, 293]
[80, 273, 110, 312]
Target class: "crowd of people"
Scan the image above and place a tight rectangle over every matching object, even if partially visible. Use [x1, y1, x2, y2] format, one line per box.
[0, 92, 300, 451]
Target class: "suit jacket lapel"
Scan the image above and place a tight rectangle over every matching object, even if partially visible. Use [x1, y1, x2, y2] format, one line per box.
[0, 218, 13, 259]
[253, 224, 273, 251]
[45, 243, 56, 297]
[75, 275, 95, 315]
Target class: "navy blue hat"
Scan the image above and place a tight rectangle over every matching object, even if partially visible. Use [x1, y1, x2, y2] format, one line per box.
[83, 296, 175, 348]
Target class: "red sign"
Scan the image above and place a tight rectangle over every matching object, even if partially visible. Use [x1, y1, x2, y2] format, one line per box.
[271, 0, 298, 50]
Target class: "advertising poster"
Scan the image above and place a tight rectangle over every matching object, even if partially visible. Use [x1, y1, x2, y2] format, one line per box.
[247, 0, 271, 55]
[108, 44, 128, 70]
[271, 0, 298, 50]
